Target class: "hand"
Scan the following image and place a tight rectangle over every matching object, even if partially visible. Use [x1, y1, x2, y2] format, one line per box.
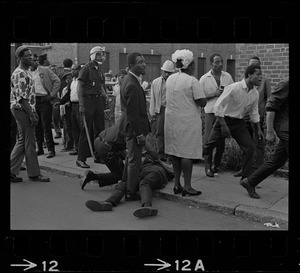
[266, 130, 276, 143]
[221, 124, 231, 138]
[136, 135, 146, 146]
[41, 95, 52, 102]
[216, 86, 224, 97]
[30, 112, 39, 126]
[53, 102, 60, 107]
[257, 131, 265, 141]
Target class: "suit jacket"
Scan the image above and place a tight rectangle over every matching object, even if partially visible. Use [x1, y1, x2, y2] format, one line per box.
[119, 73, 150, 137]
[37, 66, 61, 104]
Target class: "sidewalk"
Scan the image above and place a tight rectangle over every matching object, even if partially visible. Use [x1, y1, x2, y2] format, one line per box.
[39, 136, 289, 229]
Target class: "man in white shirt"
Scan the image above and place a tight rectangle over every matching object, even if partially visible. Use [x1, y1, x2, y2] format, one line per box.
[112, 69, 127, 124]
[149, 60, 175, 161]
[199, 54, 234, 176]
[203, 64, 264, 180]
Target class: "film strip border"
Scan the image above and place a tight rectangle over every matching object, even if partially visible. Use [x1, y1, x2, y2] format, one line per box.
[2, 232, 300, 271]
[2, 2, 296, 42]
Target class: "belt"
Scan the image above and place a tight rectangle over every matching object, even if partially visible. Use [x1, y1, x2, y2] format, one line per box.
[71, 101, 79, 104]
[84, 94, 101, 98]
[35, 95, 48, 99]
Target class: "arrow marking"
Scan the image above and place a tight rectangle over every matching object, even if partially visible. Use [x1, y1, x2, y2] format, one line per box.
[11, 259, 37, 271]
[145, 258, 171, 271]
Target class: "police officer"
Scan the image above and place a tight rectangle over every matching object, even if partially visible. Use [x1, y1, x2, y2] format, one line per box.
[76, 46, 108, 168]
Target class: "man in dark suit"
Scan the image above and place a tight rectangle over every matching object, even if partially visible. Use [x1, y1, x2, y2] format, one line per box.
[118, 52, 151, 200]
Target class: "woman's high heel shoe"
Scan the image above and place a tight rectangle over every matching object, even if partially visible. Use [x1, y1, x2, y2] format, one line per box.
[173, 186, 184, 194]
[182, 189, 202, 196]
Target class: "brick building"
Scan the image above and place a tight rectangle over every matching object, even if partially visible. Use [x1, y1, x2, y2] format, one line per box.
[235, 43, 289, 88]
[11, 43, 289, 87]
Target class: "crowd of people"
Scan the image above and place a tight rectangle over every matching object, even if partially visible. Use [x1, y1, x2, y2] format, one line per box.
[10, 45, 289, 218]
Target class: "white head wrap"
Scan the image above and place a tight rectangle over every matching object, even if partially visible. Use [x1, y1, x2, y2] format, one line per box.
[171, 49, 194, 69]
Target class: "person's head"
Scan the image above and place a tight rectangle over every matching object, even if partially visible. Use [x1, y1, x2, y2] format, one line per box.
[210, 53, 223, 73]
[171, 49, 194, 74]
[117, 69, 127, 83]
[62, 72, 73, 85]
[31, 54, 39, 70]
[248, 56, 261, 66]
[49, 64, 58, 74]
[90, 46, 106, 65]
[63, 58, 73, 68]
[245, 64, 262, 86]
[15, 45, 33, 68]
[38, 54, 50, 66]
[126, 52, 146, 76]
[161, 60, 175, 80]
[71, 64, 81, 79]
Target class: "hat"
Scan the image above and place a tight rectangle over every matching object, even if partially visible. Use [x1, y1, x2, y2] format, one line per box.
[171, 49, 194, 69]
[15, 45, 29, 58]
[161, 60, 175, 72]
[90, 46, 105, 56]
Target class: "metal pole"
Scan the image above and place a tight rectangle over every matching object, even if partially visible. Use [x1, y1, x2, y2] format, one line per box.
[82, 115, 95, 160]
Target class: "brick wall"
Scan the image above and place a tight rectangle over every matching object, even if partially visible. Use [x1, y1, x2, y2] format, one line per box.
[235, 43, 289, 88]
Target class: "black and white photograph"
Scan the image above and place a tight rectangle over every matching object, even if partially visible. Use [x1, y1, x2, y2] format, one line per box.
[10, 42, 289, 231]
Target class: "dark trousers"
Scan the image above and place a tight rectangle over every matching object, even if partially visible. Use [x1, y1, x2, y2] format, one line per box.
[106, 164, 166, 207]
[35, 98, 55, 152]
[203, 117, 254, 178]
[124, 135, 143, 194]
[203, 113, 225, 169]
[11, 109, 40, 177]
[248, 131, 289, 187]
[245, 117, 265, 169]
[10, 112, 18, 153]
[71, 103, 83, 152]
[93, 137, 125, 187]
[77, 96, 105, 161]
[62, 105, 73, 149]
[156, 106, 165, 157]
[52, 104, 62, 135]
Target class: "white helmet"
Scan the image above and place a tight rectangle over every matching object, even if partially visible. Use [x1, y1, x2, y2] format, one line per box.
[161, 60, 175, 72]
[90, 46, 106, 62]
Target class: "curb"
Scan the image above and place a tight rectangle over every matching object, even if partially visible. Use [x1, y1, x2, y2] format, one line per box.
[40, 164, 288, 229]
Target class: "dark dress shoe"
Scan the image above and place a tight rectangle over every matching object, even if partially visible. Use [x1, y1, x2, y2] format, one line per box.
[173, 186, 184, 194]
[133, 207, 158, 218]
[125, 193, 141, 201]
[205, 168, 214, 177]
[61, 147, 73, 152]
[47, 151, 55, 158]
[212, 167, 219, 176]
[80, 170, 96, 190]
[85, 200, 113, 211]
[54, 142, 59, 145]
[69, 151, 78, 155]
[54, 132, 62, 139]
[234, 169, 243, 177]
[20, 166, 26, 171]
[240, 178, 260, 199]
[29, 175, 50, 182]
[36, 150, 44, 156]
[182, 189, 202, 197]
[76, 160, 90, 168]
[10, 173, 23, 183]
[94, 158, 105, 164]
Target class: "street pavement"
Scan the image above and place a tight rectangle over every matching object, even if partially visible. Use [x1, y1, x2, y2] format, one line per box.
[36, 134, 288, 230]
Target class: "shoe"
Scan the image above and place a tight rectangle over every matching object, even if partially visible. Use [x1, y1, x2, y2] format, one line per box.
[36, 150, 44, 156]
[80, 170, 95, 190]
[234, 169, 243, 177]
[133, 207, 158, 218]
[94, 158, 105, 164]
[182, 189, 202, 197]
[54, 132, 62, 139]
[69, 151, 78, 155]
[29, 175, 50, 182]
[125, 193, 141, 201]
[85, 200, 113, 211]
[10, 173, 23, 183]
[54, 142, 59, 145]
[46, 151, 55, 158]
[212, 167, 219, 177]
[173, 186, 184, 194]
[61, 147, 73, 152]
[20, 166, 26, 171]
[76, 160, 90, 168]
[205, 167, 214, 177]
[240, 178, 260, 199]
